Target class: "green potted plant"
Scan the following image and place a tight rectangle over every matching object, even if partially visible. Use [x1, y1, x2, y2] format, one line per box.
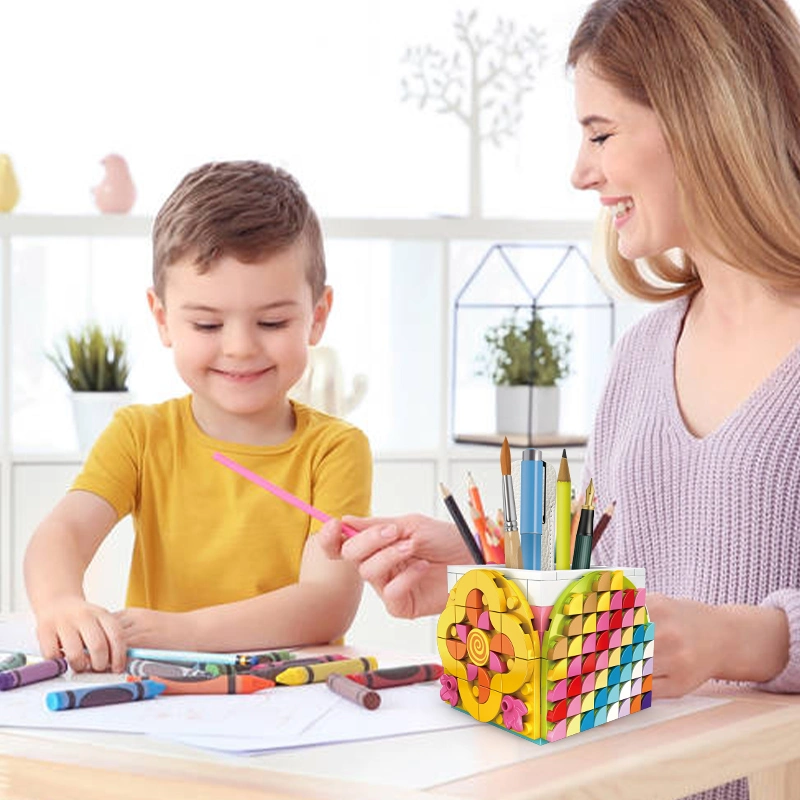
[47, 323, 131, 453]
[480, 312, 572, 435]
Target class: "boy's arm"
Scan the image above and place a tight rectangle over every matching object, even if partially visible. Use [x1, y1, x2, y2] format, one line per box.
[24, 490, 127, 671]
[117, 533, 363, 651]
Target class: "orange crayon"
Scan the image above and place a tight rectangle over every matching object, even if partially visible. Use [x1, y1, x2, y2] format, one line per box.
[129, 673, 274, 695]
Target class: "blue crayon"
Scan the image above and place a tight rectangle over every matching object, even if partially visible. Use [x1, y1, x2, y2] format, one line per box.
[126, 648, 260, 667]
[46, 679, 165, 711]
[520, 449, 545, 570]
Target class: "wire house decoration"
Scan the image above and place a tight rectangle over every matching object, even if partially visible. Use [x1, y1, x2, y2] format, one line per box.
[451, 242, 615, 447]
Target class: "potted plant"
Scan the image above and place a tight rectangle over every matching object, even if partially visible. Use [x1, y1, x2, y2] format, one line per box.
[480, 312, 572, 436]
[47, 323, 131, 453]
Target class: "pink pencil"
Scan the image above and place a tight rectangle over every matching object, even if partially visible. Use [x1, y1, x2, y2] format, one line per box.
[213, 452, 359, 538]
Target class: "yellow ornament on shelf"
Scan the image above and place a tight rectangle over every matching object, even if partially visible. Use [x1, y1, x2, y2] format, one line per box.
[0, 154, 20, 212]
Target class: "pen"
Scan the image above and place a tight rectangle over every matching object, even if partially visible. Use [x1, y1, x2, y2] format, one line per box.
[0, 652, 26, 672]
[0, 657, 68, 691]
[439, 483, 485, 565]
[213, 452, 359, 538]
[555, 449, 572, 569]
[571, 480, 596, 569]
[500, 437, 522, 568]
[275, 656, 378, 685]
[520, 448, 544, 569]
[47, 680, 165, 711]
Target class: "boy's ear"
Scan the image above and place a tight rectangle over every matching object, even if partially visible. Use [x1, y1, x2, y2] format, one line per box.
[309, 286, 333, 346]
[147, 287, 172, 348]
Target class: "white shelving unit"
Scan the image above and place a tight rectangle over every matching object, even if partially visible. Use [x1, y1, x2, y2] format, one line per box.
[0, 214, 593, 652]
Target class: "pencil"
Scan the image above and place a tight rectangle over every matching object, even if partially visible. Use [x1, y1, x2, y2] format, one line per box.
[592, 500, 617, 551]
[500, 437, 523, 568]
[555, 449, 572, 570]
[439, 483, 485, 564]
[466, 472, 491, 560]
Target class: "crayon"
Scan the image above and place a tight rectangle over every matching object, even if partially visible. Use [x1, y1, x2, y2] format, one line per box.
[248, 650, 297, 665]
[247, 655, 348, 681]
[0, 652, 26, 672]
[126, 647, 286, 668]
[134, 673, 274, 695]
[326, 673, 381, 710]
[0, 657, 68, 691]
[125, 659, 214, 680]
[275, 656, 378, 686]
[46, 679, 165, 711]
[345, 663, 444, 689]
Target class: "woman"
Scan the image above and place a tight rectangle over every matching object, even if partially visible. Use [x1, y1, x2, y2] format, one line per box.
[322, 5, 800, 794]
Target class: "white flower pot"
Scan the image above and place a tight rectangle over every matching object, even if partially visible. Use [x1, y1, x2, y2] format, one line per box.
[495, 385, 560, 436]
[70, 391, 131, 454]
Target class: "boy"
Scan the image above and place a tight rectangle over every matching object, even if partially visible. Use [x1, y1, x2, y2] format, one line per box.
[24, 161, 372, 673]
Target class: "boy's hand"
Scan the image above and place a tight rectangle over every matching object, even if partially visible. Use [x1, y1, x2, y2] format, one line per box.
[115, 607, 190, 650]
[36, 598, 127, 673]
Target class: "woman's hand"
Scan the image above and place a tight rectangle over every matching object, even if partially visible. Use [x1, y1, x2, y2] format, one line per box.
[318, 514, 470, 619]
[646, 593, 789, 697]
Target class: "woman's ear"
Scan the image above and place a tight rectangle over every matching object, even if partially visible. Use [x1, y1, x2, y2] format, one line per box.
[147, 287, 172, 348]
[309, 286, 333, 345]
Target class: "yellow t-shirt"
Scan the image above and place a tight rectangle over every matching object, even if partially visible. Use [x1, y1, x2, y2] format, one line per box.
[72, 396, 372, 612]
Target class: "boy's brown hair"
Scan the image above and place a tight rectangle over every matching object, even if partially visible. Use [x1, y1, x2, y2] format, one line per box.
[152, 160, 326, 301]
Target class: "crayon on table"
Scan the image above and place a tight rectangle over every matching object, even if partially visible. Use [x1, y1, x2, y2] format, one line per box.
[47, 680, 165, 711]
[275, 656, 379, 686]
[131, 674, 274, 695]
[0, 657, 68, 691]
[125, 648, 289, 667]
[0, 652, 26, 672]
[247, 655, 348, 681]
[345, 663, 444, 689]
[326, 673, 381, 710]
[126, 659, 214, 680]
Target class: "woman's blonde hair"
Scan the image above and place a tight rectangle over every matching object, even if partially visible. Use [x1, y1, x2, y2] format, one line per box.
[569, 0, 800, 300]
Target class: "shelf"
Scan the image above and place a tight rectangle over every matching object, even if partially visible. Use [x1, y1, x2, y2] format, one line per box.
[453, 433, 588, 449]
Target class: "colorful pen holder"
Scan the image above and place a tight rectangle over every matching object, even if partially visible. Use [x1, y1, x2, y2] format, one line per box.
[437, 565, 653, 743]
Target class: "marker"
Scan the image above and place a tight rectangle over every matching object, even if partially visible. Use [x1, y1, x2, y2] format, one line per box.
[247, 655, 348, 681]
[556, 449, 572, 569]
[500, 438, 522, 568]
[0, 657, 68, 691]
[326, 673, 381, 710]
[125, 659, 214, 680]
[275, 656, 378, 686]
[439, 483, 485, 565]
[46, 680, 165, 711]
[125, 648, 284, 667]
[345, 663, 444, 689]
[520, 448, 544, 569]
[131, 674, 274, 695]
[0, 652, 26, 672]
[213, 452, 359, 538]
[571, 479, 596, 570]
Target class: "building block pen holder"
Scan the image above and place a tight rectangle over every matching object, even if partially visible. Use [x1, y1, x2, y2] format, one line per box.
[437, 565, 654, 743]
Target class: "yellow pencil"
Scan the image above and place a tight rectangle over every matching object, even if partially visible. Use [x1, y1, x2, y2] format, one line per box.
[556, 449, 572, 569]
[275, 656, 378, 686]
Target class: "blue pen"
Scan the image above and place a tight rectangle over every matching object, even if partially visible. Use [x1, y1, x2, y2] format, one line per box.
[520, 448, 545, 569]
[46, 679, 165, 711]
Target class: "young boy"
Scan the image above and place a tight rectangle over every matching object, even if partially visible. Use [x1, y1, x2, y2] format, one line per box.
[23, 161, 372, 673]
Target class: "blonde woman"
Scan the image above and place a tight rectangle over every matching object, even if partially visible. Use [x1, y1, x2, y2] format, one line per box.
[322, 4, 800, 794]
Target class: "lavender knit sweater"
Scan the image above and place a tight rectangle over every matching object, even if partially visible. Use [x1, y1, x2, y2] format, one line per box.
[582, 295, 800, 800]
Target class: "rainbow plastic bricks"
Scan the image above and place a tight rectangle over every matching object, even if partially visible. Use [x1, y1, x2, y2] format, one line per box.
[437, 566, 653, 743]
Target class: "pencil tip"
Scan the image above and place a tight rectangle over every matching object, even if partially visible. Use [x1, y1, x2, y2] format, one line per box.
[562, 448, 567, 457]
[439, 482, 450, 498]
